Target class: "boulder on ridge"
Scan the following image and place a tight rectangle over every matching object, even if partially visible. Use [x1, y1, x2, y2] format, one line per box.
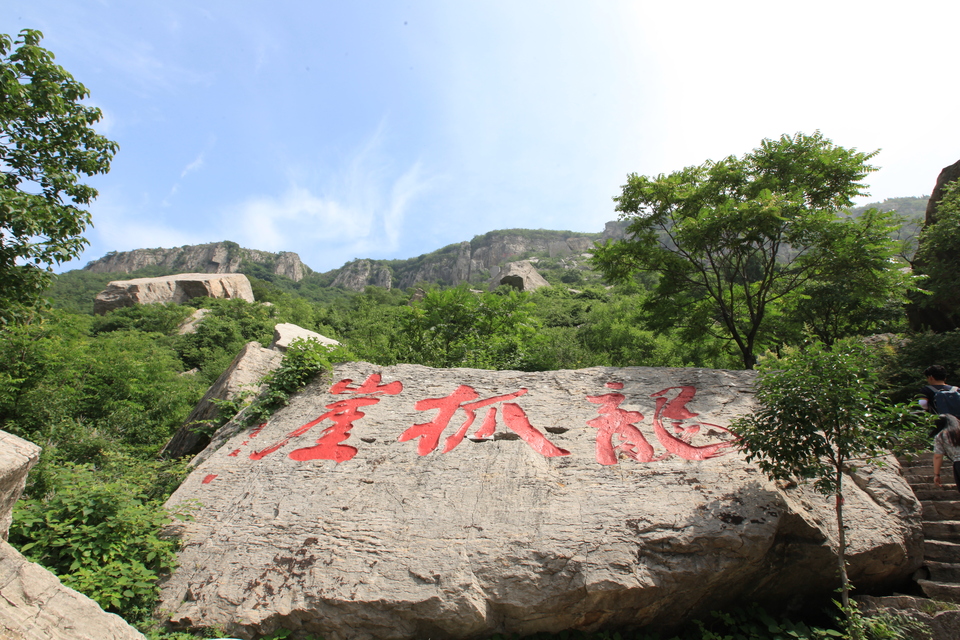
[159, 363, 922, 640]
[94, 273, 254, 315]
[160, 342, 284, 460]
[489, 260, 550, 292]
[269, 323, 341, 352]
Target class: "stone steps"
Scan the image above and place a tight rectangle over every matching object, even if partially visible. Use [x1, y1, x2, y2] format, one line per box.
[924, 521, 960, 542]
[898, 454, 960, 603]
[925, 561, 960, 582]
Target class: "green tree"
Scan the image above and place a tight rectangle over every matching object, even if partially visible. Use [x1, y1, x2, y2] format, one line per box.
[0, 30, 118, 323]
[592, 132, 906, 369]
[733, 340, 914, 615]
[392, 285, 541, 370]
[911, 179, 960, 332]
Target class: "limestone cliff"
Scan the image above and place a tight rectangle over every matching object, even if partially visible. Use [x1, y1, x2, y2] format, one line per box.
[83, 242, 307, 282]
[330, 229, 607, 292]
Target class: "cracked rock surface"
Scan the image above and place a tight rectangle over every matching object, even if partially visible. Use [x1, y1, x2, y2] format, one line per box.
[161, 363, 922, 640]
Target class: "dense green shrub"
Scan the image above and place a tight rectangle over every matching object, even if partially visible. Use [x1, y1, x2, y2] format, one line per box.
[10, 463, 185, 620]
[91, 303, 193, 336]
[391, 285, 541, 370]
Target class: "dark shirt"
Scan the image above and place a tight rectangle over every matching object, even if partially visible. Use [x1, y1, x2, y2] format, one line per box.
[921, 384, 953, 413]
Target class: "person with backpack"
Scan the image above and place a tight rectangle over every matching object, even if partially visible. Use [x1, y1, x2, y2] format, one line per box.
[919, 365, 960, 426]
[933, 414, 960, 492]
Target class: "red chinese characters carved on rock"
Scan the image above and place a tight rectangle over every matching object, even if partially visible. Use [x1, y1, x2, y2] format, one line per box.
[398, 385, 570, 457]
[587, 383, 736, 465]
[249, 374, 403, 463]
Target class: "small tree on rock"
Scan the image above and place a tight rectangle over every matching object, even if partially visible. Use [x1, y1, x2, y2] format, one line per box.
[733, 339, 907, 614]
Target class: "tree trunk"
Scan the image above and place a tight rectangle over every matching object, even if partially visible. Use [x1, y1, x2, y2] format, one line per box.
[835, 467, 850, 610]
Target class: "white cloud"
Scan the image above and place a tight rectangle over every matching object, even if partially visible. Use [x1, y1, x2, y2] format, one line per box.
[180, 152, 205, 178]
[231, 127, 432, 260]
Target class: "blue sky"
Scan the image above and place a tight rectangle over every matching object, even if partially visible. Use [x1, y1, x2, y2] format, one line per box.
[6, 1, 960, 274]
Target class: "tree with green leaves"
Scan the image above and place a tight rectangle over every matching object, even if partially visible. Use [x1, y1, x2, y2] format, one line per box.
[592, 132, 909, 369]
[910, 179, 960, 332]
[1, 29, 118, 324]
[392, 285, 541, 370]
[733, 339, 914, 615]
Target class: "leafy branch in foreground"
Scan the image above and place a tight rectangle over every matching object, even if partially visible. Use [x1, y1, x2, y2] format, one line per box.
[1, 29, 118, 323]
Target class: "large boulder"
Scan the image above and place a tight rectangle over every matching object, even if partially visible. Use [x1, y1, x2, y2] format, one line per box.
[159, 363, 922, 640]
[269, 323, 341, 352]
[94, 273, 255, 315]
[0, 432, 38, 542]
[489, 260, 550, 292]
[0, 431, 146, 640]
[160, 342, 285, 460]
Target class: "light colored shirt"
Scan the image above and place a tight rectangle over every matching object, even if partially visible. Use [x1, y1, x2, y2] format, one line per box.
[934, 431, 960, 461]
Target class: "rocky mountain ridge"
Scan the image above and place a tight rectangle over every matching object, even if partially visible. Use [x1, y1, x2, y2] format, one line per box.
[83, 241, 308, 282]
[79, 222, 630, 293]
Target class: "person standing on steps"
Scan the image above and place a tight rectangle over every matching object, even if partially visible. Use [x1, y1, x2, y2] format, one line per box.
[933, 414, 960, 492]
[919, 365, 960, 415]
[919, 365, 960, 440]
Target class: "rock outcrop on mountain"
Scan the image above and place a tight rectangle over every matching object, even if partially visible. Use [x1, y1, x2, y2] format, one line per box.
[924, 159, 960, 226]
[160, 342, 285, 460]
[489, 260, 551, 292]
[83, 242, 307, 282]
[93, 273, 255, 315]
[0, 431, 147, 640]
[330, 231, 602, 292]
[331, 259, 392, 291]
[160, 363, 921, 640]
[908, 159, 960, 333]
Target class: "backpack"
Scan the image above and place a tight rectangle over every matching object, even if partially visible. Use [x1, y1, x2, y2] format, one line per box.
[933, 385, 960, 418]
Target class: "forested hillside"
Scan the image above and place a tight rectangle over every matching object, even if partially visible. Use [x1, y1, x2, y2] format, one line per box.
[3, 23, 957, 640]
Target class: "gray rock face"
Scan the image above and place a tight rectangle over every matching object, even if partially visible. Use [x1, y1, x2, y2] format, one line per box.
[331, 234, 599, 292]
[177, 308, 209, 335]
[94, 273, 255, 315]
[160, 364, 921, 640]
[0, 431, 146, 640]
[269, 324, 341, 352]
[0, 541, 148, 640]
[602, 220, 629, 242]
[0, 433, 38, 542]
[83, 242, 307, 282]
[160, 342, 285, 460]
[925, 158, 960, 225]
[331, 259, 393, 291]
[489, 260, 551, 292]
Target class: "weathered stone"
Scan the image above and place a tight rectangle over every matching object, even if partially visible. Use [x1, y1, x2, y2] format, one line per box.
[331, 259, 393, 291]
[0, 540, 147, 640]
[0, 431, 146, 639]
[489, 260, 550, 291]
[924, 159, 960, 226]
[177, 308, 209, 335]
[0, 433, 39, 542]
[856, 595, 960, 640]
[160, 364, 922, 640]
[602, 220, 629, 242]
[548, 241, 573, 258]
[269, 323, 340, 353]
[909, 158, 960, 333]
[94, 273, 254, 315]
[83, 242, 307, 282]
[160, 342, 284, 460]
